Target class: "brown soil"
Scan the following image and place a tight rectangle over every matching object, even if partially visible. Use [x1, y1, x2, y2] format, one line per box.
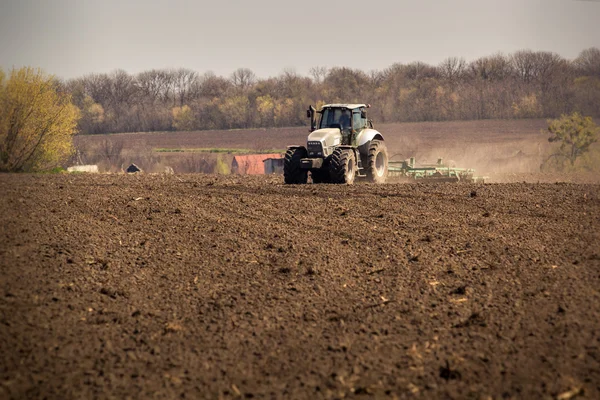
[1, 173, 599, 399]
[76, 119, 549, 152]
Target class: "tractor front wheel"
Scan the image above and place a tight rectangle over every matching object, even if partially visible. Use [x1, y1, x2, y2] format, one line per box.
[329, 148, 356, 184]
[284, 147, 308, 184]
[366, 140, 388, 184]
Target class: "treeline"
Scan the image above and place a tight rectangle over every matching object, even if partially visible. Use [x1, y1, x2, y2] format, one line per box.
[62, 48, 600, 134]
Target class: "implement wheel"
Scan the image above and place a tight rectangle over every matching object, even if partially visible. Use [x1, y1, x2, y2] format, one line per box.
[366, 140, 388, 184]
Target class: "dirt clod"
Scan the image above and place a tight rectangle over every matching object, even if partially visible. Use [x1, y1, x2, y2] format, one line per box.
[440, 361, 462, 381]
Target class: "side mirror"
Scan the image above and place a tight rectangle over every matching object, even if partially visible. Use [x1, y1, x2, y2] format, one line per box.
[306, 109, 311, 118]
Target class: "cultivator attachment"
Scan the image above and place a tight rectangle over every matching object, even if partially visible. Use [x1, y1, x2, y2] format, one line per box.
[388, 157, 485, 183]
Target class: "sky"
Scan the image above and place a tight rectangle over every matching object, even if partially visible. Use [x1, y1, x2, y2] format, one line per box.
[0, 0, 599, 81]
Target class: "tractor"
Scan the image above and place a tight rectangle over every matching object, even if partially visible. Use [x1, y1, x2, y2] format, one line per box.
[283, 104, 388, 184]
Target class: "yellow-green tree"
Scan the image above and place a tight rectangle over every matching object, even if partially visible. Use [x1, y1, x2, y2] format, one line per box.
[545, 112, 599, 168]
[172, 105, 195, 131]
[74, 94, 105, 134]
[256, 95, 275, 126]
[274, 98, 294, 127]
[214, 155, 230, 174]
[0, 67, 80, 172]
[218, 96, 249, 129]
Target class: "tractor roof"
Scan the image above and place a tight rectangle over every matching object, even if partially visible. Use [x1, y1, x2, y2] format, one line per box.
[321, 104, 367, 110]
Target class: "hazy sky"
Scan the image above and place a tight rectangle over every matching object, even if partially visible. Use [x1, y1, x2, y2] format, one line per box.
[1, 0, 599, 80]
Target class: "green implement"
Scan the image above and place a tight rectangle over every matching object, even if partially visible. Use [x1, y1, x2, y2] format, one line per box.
[388, 157, 485, 183]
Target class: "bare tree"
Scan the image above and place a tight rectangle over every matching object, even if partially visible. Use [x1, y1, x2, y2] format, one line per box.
[575, 47, 600, 77]
[309, 66, 328, 84]
[323, 67, 370, 101]
[82, 73, 112, 107]
[510, 50, 565, 84]
[172, 68, 200, 106]
[438, 57, 467, 84]
[199, 72, 232, 98]
[469, 54, 513, 81]
[278, 68, 312, 99]
[109, 70, 137, 109]
[404, 62, 439, 81]
[135, 69, 171, 104]
[230, 68, 256, 92]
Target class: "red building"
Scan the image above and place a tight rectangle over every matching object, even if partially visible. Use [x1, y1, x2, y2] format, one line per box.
[231, 154, 283, 175]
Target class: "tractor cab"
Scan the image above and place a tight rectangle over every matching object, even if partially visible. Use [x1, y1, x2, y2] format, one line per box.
[309, 104, 370, 146]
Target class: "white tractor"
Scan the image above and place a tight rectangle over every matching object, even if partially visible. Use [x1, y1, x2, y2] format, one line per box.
[284, 104, 388, 184]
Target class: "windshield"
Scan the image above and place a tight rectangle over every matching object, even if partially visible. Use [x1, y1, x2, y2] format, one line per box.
[319, 108, 366, 130]
[319, 108, 348, 129]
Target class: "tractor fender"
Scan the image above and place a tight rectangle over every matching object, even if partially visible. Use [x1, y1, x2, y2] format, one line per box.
[356, 129, 384, 157]
[356, 129, 384, 147]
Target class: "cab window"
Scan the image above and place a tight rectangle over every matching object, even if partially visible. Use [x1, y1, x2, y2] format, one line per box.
[352, 109, 366, 131]
[319, 108, 344, 129]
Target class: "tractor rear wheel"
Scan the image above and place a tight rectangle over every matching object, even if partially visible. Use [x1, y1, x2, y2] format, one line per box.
[329, 148, 356, 184]
[284, 147, 308, 184]
[366, 140, 388, 183]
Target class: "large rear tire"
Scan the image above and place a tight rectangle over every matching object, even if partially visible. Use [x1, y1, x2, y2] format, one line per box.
[329, 148, 356, 185]
[366, 140, 388, 184]
[284, 147, 308, 184]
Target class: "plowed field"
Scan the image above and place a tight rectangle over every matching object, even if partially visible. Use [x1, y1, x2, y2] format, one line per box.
[74, 119, 566, 177]
[1, 173, 599, 399]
